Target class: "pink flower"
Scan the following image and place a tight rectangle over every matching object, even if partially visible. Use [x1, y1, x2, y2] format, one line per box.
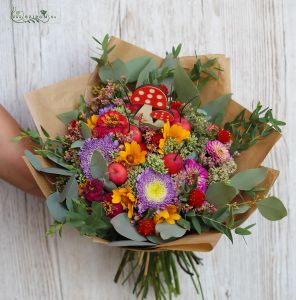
[205, 140, 230, 164]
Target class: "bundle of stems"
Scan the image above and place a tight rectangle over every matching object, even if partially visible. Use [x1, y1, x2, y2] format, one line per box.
[114, 250, 204, 300]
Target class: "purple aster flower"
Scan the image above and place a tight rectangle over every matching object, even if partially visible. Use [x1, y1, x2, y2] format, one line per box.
[136, 168, 176, 214]
[79, 135, 119, 179]
[184, 159, 208, 192]
[205, 140, 230, 164]
[98, 104, 116, 116]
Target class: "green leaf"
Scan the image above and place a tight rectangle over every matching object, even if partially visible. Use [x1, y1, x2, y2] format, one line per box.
[155, 223, 187, 240]
[126, 56, 152, 82]
[47, 192, 68, 223]
[256, 197, 287, 221]
[146, 235, 168, 244]
[60, 175, 78, 211]
[235, 227, 252, 235]
[70, 140, 84, 149]
[191, 216, 202, 234]
[46, 221, 63, 237]
[108, 240, 156, 247]
[57, 110, 79, 125]
[103, 179, 117, 192]
[80, 122, 92, 139]
[206, 182, 238, 208]
[25, 150, 42, 171]
[40, 126, 50, 137]
[136, 58, 157, 87]
[201, 94, 232, 125]
[39, 167, 75, 176]
[174, 63, 200, 107]
[111, 213, 146, 242]
[177, 218, 191, 230]
[99, 59, 129, 83]
[46, 153, 73, 170]
[230, 167, 268, 191]
[90, 150, 108, 179]
[233, 204, 250, 215]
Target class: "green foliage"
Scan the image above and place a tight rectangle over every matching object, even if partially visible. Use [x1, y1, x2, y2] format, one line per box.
[80, 121, 91, 139]
[256, 196, 287, 221]
[57, 110, 79, 125]
[46, 192, 68, 223]
[66, 201, 112, 238]
[224, 102, 286, 154]
[155, 223, 187, 240]
[206, 182, 238, 208]
[177, 218, 191, 230]
[235, 224, 256, 236]
[174, 63, 200, 108]
[111, 213, 146, 241]
[90, 150, 108, 179]
[201, 94, 232, 126]
[230, 167, 268, 191]
[91, 34, 115, 66]
[59, 175, 78, 211]
[70, 140, 84, 148]
[46, 221, 63, 237]
[109, 240, 156, 247]
[190, 216, 202, 234]
[13, 128, 43, 145]
[126, 56, 152, 82]
[99, 59, 129, 83]
[136, 58, 157, 87]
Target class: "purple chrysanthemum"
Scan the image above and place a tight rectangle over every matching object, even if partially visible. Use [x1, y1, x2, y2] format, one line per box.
[79, 135, 119, 179]
[98, 104, 116, 116]
[205, 140, 230, 163]
[136, 169, 176, 214]
[184, 159, 208, 192]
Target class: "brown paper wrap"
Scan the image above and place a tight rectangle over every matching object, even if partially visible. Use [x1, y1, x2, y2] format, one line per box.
[24, 37, 280, 252]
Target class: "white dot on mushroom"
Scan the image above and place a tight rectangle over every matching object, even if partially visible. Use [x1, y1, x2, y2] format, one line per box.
[134, 97, 140, 102]
[145, 99, 151, 104]
[139, 91, 144, 95]
[156, 95, 163, 99]
[149, 89, 155, 93]
[157, 102, 163, 107]
[147, 94, 153, 98]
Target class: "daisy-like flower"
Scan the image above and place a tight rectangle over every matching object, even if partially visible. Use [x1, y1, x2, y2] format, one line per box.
[112, 186, 137, 218]
[116, 141, 147, 166]
[79, 135, 119, 179]
[154, 205, 181, 224]
[136, 168, 176, 214]
[86, 115, 99, 129]
[184, 159, 208, 192]
[159, 122, 190, 153]
[205, 140, 230, 164]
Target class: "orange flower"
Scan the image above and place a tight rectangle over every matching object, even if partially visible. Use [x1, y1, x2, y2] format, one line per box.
[86, 115, 99, 129]
[116, 141, 147, 166]
[112, 186, 137, 218]
[154, 205, 181, 225]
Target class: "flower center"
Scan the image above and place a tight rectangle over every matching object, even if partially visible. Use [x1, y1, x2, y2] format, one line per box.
[145, 180, 167, 202]
[103, 114, 120, 127]
[126, 154, 135, 164]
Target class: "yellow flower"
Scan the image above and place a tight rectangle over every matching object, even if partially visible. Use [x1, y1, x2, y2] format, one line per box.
[86, 115, 99, 129]
[112, 186, 137, 218]
[154, 205, 181, 225]
[159, 122, 190, 153]
[116, 141, 147, 166]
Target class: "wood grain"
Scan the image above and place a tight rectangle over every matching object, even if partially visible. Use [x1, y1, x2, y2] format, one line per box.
[0, 0, 294, 299]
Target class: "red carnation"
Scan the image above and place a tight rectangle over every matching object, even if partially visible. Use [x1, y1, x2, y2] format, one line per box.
[189, 189, 206, 208]
[83, 179, 104, 202]
[137, 219, 155, 236]
[171, 101, 183, 111]
[218, 129, 231, 144]
[158, 84, 169, 95]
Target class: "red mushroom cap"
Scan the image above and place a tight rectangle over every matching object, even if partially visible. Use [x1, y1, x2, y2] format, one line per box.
[130, 85, 167, 109]
[150, 110, 174, 122]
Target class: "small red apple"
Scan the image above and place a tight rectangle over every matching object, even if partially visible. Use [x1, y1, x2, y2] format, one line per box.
[163, 153, 184, 174]
[128, 125, 142, 143]
[172, 117, 191, 132]
[108, 162, 128, 185]
[171, 109, 181, 122]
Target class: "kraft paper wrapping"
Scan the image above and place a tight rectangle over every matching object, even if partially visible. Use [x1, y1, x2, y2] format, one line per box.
[24, 37, 280, 252]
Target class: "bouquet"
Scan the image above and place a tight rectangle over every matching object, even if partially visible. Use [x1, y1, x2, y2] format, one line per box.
[18, 35, 287, 299]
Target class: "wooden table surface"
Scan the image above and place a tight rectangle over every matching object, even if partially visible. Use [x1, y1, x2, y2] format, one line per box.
[0, 1, 294, 299]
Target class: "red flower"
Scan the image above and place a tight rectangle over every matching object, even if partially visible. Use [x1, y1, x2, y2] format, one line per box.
[151, 132, 163, 146]
[189, 189, 206, 208]
[137, 219, 155, 236]
[83, 179, 104, 202]
[171, 101, 183, 111]
[158, 84, 169, 95]
[93, 111, 129, 138]
[218, 129, 231, 143]
[126, 103, 142, 113]
[103, 195, 123, 218]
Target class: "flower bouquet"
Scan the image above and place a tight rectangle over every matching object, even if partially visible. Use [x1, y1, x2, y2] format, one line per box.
[18, 35, 287, 299]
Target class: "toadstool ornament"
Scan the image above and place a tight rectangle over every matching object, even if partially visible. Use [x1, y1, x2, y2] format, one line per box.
[130, 85, 168, 127]
[150, 110, 174, 123]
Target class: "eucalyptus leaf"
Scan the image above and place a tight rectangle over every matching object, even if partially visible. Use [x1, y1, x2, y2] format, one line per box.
[191, 216, 202, 234]
[46, 153, 73, 170]
[40, 167, 75, 176]
[71, 140, 84, 149]
[25, 150, 42, 171]
[47, 192, 68, 223]
[206, 182, 238, 208]
[233, 204, 250, 215]
[108, 240, 156, 247]
[201, 94, 231, 125]
[80, 122, 92, 139]
[99, 59, 128, 83]
[235, 227, 252, 235]
[90, 150, 108, 179]
[136, 58, 157, 87]
[103, 179, 117, 192]
[146, 235, 168, 244]
[155, 223, 187, 240]
[111, 213, 146, 242]
[174, 63, 200, 107]
[126, 56, 152, 82]
[256, 197, 287, 221]
[230, 167, 268, 191]
[57, 110, 79, 125]
[60, 175, 78, 211]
